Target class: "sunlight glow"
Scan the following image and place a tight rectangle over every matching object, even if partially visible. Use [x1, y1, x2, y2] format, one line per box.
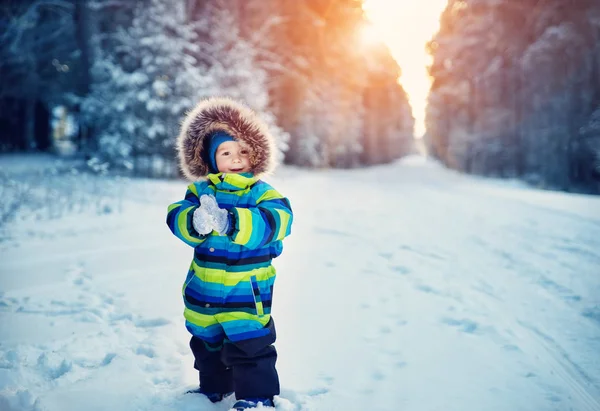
[362, 0, 448, 138]
[357, 21, 384, 48]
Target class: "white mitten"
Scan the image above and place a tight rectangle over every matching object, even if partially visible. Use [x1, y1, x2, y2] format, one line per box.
[199, 195, 230, 235]
[192, 206, 213, 235]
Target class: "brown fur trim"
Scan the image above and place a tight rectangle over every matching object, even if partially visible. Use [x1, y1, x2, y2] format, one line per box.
[176, 97, 277, 181]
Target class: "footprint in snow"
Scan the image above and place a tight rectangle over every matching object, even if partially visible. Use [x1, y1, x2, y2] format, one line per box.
[395, 361, 408, 368]
[134, 317, 171, 328]
[37, 352, 72, 380]
[135, 345, 156, 358]
[390, 265, 410, 275]
[440, 317, 479, 334]
[67, 264, 91, 287]
[379, 252, 393, 260]
[503, 344, 521, 352]
[414, 284, 443, 295]
[372, 369, 385, 381]
[0, 295, 19, 310]
[101, 353, 117, 366]
[582, 306, 600, 325]
[306, 387, 329, 396]
[537, 276, 582, 304]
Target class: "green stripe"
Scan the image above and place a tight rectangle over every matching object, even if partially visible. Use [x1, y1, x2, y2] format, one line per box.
[178, 206, 204, 245]
[275, 208, 291, 241]
[188, 183, 199, 196]
[191, 261, 275, 285]
[233, 208, 252, 245]
[257, 189, 283, 203]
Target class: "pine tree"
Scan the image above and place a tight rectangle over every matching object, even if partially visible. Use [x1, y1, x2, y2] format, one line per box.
[82, 0, 212, 171]
[195, 1, 289, 165]
[426, 0, 600, 192]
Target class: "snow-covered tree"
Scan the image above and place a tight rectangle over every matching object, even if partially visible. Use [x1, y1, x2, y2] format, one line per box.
[580, 107, 600, 172]
[426, 0, 600, 192]
[194, 1, 289, 165]
[0, 0, 82, 151]
[82, 0, 213, 170]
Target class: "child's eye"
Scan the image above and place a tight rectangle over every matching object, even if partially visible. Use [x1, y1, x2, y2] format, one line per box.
[222, 151, 230, 156]
[240, 150, 248, 155]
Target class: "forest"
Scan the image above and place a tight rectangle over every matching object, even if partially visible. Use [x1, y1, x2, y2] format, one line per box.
[426, 0, 600, 193]
[0, 0, 414, 176]
[1, 0, 599, 193]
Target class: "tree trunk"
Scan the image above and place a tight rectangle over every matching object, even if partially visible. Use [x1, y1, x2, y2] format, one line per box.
[75, 0, 92, 95]
[24, 97, 37, 150]
[74, 0, 94, 152]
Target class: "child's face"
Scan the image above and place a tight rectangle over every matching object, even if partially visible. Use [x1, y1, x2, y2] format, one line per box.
[215, 140, 251, 174]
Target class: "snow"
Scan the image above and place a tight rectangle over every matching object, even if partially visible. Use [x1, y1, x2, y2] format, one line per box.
[1, 154, 600, 411]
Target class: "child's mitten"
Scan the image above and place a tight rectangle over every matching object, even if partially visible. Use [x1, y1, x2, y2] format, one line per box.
[199, 194, 230, 235]
[212, 207, 230, 235]
[192, 206, 213, 235]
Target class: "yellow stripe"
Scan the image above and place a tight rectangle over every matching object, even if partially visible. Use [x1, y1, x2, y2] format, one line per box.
[275, 208, 291, 241]
[168, 203, 181, 213]
[234, 208, 253, 245]
[188, 183, 198, 197]
[183, 308, 219, 327]
[208, 174, 221, 185]
[216, 188, 252, 197]
[178, 206, 204, 245]
[191, 261, 275, 285]
[215, 311, 270, 326]
[257, 189, 283, 203]
[255, 301, 264, 316]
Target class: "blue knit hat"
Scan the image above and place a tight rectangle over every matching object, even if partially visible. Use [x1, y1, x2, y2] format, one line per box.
[207, 131, 235, 173]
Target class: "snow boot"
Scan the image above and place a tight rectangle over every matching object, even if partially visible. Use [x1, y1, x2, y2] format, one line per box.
[231, 397, 274, 410]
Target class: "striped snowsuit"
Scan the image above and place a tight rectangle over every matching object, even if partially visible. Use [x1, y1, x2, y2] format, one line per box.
[167, 172, 292, 343]
[167, 172, 292, 399]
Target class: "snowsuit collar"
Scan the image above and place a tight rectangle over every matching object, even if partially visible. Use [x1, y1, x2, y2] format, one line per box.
[207, 172, 257, 191]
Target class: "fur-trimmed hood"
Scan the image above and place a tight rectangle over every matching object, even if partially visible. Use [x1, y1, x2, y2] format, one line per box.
[176, 97, 277, 181]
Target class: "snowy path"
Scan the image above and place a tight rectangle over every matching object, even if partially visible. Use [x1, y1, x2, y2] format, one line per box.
[1, 157, 599, 411]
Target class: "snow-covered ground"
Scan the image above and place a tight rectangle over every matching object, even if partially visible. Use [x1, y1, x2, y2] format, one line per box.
[1, 154, 600, 411]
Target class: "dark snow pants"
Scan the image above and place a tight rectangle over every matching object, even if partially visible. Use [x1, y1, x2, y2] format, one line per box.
[189, 317, 279, 399]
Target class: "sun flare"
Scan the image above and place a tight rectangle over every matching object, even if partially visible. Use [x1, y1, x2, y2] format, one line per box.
[357, 21, 384, 48]
[362, 0, 448, 138]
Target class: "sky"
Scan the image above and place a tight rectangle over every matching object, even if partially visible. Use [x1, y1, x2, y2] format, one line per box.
[362, 0, 449, 138]
[1, 154, 600, 410]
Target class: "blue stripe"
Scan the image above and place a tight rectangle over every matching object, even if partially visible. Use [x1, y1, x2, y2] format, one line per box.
[226, 294, 261, 303]
[195, 246, 271, 259]
[186, 287, 260, 304]
[185, 301, 256, 315]
[222, 319, 264, 333]
[192, 258, 272, 272]
[226, 327, 270, 342]
[246, 210, 267, 249]
[185, 322, 224, 343]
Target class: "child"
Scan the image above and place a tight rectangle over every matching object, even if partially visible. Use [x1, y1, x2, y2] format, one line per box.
[166, 97, 293, 410]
